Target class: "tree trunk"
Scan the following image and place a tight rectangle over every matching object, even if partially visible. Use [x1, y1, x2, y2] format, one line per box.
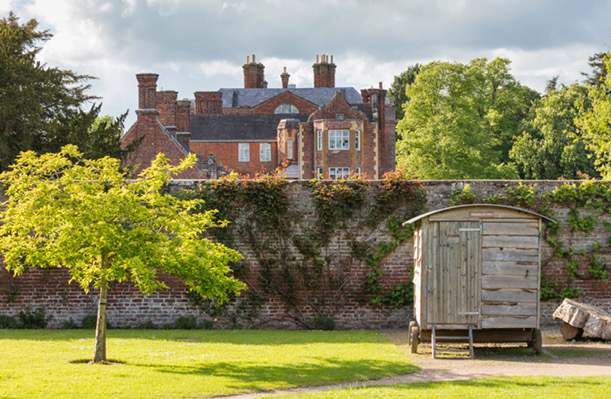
[93, 255, 109, 363]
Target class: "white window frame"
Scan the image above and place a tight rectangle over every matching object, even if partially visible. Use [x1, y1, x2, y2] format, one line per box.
[329, 167, 350, 180]
[239, 143, 250, 162]
[317, 130, 322, 151]
[274, 104, 299, 114]
[260, 143, 271, 162]
[316, 167, 323, 179]
[287, 139, 293, 160]
[355, 130, 361, 151]
[356, 167, 361, 177]
[329, 130, 349, 151]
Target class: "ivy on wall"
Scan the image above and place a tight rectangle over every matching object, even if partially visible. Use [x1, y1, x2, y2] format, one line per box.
[449, 180, 611, 300]
[181, 167, 426, 329]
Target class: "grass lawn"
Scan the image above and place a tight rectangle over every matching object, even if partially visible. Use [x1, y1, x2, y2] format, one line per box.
[264, 376, 611, 398]
[0, 329, 418, 399]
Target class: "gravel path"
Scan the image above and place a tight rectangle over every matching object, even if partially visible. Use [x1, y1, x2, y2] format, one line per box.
[213, 328, 611, 399]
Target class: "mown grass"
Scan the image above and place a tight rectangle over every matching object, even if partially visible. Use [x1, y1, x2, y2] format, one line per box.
[0, 329, 418, 399]
[266, 376, 611, 399]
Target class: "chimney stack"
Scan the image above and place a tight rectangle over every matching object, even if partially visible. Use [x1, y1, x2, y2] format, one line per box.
[156, 90, 178, 127]
[176, 98, 191, 132]
[194, 91, 223, 114]
[136, 73, 159, 109]
[243, 54, 266, 88]
[313, 54, 336, 88]
[281, 66, 290, 89]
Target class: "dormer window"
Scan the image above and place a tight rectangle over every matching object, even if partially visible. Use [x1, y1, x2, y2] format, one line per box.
[336, 114, 344, 120]
[275, 104, 299, 114]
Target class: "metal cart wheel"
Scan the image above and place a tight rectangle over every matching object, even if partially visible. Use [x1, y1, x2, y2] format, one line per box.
[532, 328, 543, 354]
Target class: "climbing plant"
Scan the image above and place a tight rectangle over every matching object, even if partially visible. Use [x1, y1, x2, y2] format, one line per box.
[448, 180, 611, 300]
[184, 168, 426, 329]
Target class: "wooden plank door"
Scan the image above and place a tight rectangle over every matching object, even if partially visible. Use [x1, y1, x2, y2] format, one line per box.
[426, 221, 481, 326]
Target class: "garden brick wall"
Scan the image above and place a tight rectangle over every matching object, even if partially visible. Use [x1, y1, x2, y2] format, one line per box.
[1, 180, 610, 329]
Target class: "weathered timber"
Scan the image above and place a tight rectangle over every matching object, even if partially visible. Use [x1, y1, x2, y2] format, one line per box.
[406, 204, 551, 354]
[553, 298, 611, 339]
[482, 275, 538, 290]
[483, 248, 539, 262]
[481, 288, 538, 303]
[482, 303, 537, 316]
[482, 235, 538, 249]
[483, 221, 539, 236]
[482, 316, 537, 329]
[482, 261, 537, 276]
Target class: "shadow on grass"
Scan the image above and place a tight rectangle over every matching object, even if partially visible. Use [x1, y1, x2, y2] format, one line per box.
[130, 358, 420, 391]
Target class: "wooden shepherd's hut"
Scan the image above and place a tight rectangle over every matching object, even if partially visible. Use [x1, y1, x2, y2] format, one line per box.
[404, 204, 555, 358]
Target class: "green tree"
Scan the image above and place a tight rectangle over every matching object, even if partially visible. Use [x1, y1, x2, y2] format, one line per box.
[42, 104, 140, 161]
[396, 58, 538, 179]
[510, 83, 598, 179]
[388, 64, 420, 120]
[576, 52, 611, 178]
[581, 52, 608, 88]
[0, 146, 245, 363]
[0, 12, 133, 171]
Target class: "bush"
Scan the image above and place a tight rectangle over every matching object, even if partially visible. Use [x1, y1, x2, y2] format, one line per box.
[81, 315, 97, 329]
[62, 318, 78, 329]
[176, 315, 197, 329]
[18, 307, 51, 329]
[310, 316, 335, 330]
[200, 319, 214, 330]
[0, 315, 17, 329]
[139, 320, 156, 329]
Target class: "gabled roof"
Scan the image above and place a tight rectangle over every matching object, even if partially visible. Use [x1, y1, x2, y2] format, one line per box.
[219, 87, 362, 108]
[189, 113, 310, 142]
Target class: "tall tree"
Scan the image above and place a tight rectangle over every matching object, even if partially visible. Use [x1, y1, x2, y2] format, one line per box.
[575, 51, 611, 178]
[396, 58, 538, 179]
[581, 52, 608, 88]
[42, 104, 139, 161]
[388, 64, 420, 120]
[510, 83, 598, 179]
[0, 146, 245, 363]
[0, 12, 132, 171]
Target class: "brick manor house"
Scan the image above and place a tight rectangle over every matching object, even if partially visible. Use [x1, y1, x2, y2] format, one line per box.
[122, 55, 396, 179]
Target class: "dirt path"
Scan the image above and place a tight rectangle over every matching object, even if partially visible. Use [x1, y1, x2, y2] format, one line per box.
[215, 328, 611, 399]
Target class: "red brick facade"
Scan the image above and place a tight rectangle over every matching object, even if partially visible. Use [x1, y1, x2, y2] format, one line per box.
[122, 55, 396, 179]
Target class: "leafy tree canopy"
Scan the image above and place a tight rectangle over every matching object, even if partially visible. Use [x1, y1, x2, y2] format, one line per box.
[0, 146, 245, 362]
[575, 51, 611, 179]
[510, 83, 598, 180]
[396, 57, 539, 179]
[387, 64, 420, 120]
[0, 12, 133, 172]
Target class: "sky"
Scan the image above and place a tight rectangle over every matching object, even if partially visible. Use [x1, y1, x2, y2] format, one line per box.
[2, 0, 611, 128]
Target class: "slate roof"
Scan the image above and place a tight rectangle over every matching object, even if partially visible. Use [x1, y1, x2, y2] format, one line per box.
[190, 114, 310, 142]
[218, 87, 362, 108]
